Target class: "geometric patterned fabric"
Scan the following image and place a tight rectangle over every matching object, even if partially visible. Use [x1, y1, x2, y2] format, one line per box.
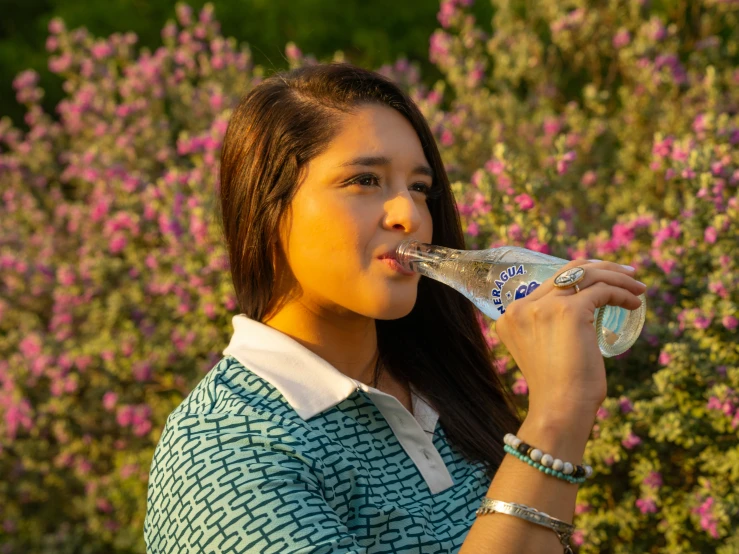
[144, 356, 491, 553]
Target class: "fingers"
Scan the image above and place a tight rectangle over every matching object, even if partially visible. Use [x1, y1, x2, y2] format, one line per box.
[550, 266, 646, 299]
[523, 259, 639, 303]
[565, 281, 645, 311]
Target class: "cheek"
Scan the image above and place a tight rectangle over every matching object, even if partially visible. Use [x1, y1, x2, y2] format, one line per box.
[284, 196, 368, 281]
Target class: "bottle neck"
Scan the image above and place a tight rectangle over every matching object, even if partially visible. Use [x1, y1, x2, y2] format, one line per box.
[395, 240, 459, 274]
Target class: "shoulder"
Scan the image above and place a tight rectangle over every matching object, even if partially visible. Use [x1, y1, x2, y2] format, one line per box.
[144, 358, 352, 552]
[155, 355, 316, 453]
[168, 354, 300, 425]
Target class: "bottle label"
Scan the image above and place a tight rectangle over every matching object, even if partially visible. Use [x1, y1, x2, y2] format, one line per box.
[490, 264, 542, 316]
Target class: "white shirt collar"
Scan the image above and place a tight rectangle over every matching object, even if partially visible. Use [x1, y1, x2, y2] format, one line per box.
[221, 314, 453, 493]
[222, 314, 438, 431]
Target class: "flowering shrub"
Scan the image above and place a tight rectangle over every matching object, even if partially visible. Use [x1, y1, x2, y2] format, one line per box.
[1, 1, 737, 552]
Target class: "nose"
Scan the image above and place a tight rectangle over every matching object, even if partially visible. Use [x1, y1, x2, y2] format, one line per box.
[381, 187, 425, 233]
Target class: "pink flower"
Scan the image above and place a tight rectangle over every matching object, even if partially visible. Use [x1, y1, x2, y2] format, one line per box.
[96, 498, 113, 513]
[693, 497, 720, 539]
[648, 18, 667, 41]
[619, 397, 634, 414]
[658, 351, 671, 365]
[694, 315, 712, 330]
[109, 234, 127, 254]
[556, 151, 576, 175]
[706, 396, 722, 411]
[46, 36, 59, 52]
[643, 471, 663, 488]
[484, 159, 505, 175]
[176, 4, 193, 25]
[704, 226, 718, 244]
[612, 223, 635, 248]
[440, 129, 454, 146]
[652, 221, 681, 248]
[429, 31, 451, 63]
[117, 405, 134, 427]
[508, 223, 523, 242]
[722, 315, 738, 330]
[91, 41, 114, 60]
[19, 335, 42, 358]
[636, 498, 658, 514]
[132, 362, 152, 382]
[622, 432, 642, 449]
[613, 29, 631, 49]
[652, 137, 673, 158]
[103, 392, 117, 411]
[466, 222, 479, 237]
[543, 117, 561, 136]
[426, 90, 442, 105]
[48, 18, 65, 34]
[437, 0, 457, 28]
[514, 193, 535, 211]
[512, 376, 528, 395]
[285, 43, 302, 60]
[581, 170, 597, 187]
[49, 53, 73, 73]
[524, 236, 551, 254]
[5, 399, 33, 440]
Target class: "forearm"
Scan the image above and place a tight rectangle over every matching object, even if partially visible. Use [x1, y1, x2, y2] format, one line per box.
[459, 412, 594, 554]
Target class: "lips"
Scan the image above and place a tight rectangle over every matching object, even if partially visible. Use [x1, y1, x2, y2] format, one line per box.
[378, 256, 414, 276]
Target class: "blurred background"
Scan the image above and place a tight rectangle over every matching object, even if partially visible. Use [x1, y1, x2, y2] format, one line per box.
[0, 0, 494, 126]
[1, 0, 738, 553]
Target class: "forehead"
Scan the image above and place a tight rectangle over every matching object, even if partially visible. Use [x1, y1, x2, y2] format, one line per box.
[318, 104, 427, 164]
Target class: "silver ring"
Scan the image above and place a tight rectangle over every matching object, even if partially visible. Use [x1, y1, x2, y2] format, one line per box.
[553, 266, 586, 291]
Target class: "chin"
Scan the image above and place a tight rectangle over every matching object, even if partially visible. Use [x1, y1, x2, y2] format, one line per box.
[362, 290, 418, 320]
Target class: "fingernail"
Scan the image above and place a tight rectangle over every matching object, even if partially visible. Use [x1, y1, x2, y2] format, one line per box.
[588, 259, 602, 262]
[637, 280, 646, 287]
[621, 264, 635, 271]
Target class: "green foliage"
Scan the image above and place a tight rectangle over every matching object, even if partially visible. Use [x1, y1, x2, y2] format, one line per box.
[0, 1, 737, 552]
[0, 0, 494, 127]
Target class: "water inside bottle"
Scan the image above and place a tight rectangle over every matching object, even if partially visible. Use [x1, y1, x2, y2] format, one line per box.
[400, 243, 646, 357]
[428, 256, 644, 356]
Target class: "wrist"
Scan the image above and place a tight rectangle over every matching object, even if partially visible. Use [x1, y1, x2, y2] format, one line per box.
[517, 411, 595, 466]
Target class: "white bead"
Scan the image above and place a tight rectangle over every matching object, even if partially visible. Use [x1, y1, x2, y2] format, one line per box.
[541, 454, 553, 467]
[563, 462, 574, 475]
[530, 449, 543, 462]
[504, 433, 513, 445]
[512, 438, 522, 448]
[552, 459, 564, 472]
[585, 465, 593, 478]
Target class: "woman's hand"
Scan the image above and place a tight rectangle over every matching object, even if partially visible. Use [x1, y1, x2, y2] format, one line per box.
[494, 259, 646, 426]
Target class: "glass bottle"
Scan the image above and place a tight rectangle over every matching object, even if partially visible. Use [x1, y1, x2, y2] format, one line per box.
[395, 240, 647, 358]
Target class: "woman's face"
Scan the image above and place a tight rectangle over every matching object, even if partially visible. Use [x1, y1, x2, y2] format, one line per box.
[275, 103, 435, 321]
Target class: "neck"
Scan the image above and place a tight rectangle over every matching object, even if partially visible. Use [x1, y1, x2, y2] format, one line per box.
[262, 300, 380, 386]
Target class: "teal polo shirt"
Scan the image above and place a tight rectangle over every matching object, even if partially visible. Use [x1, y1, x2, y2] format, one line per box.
[144, 315, 490, 553]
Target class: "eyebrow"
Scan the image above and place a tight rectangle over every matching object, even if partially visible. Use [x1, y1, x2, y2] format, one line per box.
[338, 156, 434, 179]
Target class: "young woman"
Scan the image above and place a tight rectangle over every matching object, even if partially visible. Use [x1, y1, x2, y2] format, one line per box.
[144, 63, 646, 553]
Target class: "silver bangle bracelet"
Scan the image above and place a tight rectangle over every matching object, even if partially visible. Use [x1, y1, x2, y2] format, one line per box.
[476, 498, 575, 554]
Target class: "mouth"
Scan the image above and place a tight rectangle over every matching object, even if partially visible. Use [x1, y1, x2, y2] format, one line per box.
[377, 252, 414, 276]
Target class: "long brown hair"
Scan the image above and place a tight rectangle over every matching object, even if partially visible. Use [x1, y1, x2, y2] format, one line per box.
[218, 62, 522, 479]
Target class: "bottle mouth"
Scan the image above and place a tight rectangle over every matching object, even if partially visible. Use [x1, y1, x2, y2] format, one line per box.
[395, 239, 420, 272]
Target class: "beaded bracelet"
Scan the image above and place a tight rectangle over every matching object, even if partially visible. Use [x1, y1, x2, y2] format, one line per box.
[503, 433, 593, 485]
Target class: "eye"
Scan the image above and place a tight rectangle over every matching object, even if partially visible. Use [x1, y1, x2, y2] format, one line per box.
[348, 173, 381, 188]
[346, 173, 441, 200]
[411, 183, 433, 195]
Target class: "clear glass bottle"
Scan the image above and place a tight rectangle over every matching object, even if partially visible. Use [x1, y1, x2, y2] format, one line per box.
[395, 240, 647, 358]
